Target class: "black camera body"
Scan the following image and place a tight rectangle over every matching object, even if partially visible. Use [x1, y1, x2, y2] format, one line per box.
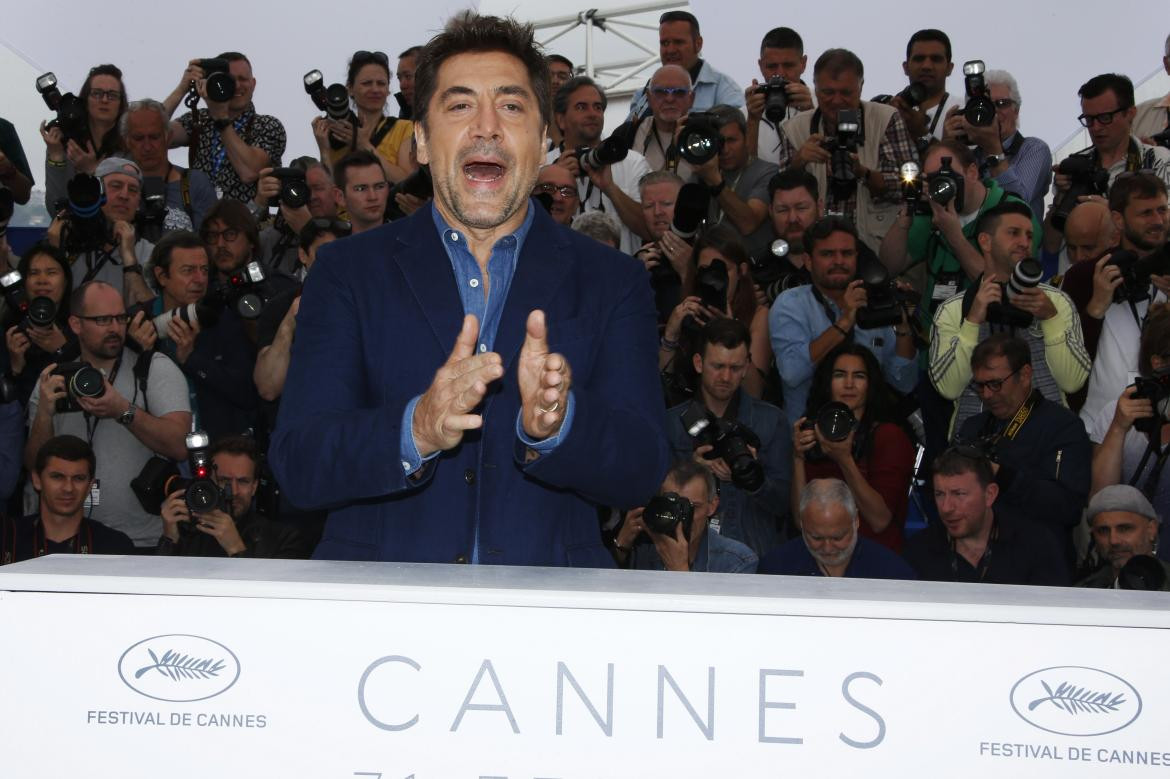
[855, 255, 914, 330]
[136, 177, 169, 243]
[208, 261, 270, 320]
[986, 258, 1043, 328]
[576, 133, 630, 176]
[267, 167, 310, 209]
[751, 239, 808, 305]
[35, 72, 87, 147]
[642, 492, 695, 539]
[873, 82, 927, 108]
[304, 69, 354, 151]
[682, 402, 765, 492]
[758, 76, 789, 123]
[676, 112, 724, 165]
[924, 157, 966, 213]
[198, 58, 235, 103]
[801, 401, 857, 460]
[52, 361, 106, 414]
[1109, 247, 1170, 304]
[822, 109, 861, 199]
[55, 173, 113, 255]
[962, 60, 995, 127]
[1131, 375, 1170, 435]
[0, 270, 58, 334]
[1050, 153, 1109, 232]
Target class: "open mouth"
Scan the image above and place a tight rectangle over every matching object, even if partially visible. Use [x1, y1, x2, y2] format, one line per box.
[463, 160, 506, 183]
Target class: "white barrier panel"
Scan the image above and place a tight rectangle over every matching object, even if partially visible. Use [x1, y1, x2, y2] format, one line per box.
[1, 556, 1169, 778]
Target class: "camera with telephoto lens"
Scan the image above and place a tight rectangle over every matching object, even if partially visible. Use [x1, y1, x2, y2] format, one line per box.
[1130, 374, 1170, 435]
[646, 183, 708, 288]
[267, 167, 309, 209]
[55, 173, 113, 255]
[641, 492, 695, 540]
[304, 70, 353, 151]
[757, 75, 789, 123]
[195, 58, 235, 103]
[51, 361, 106, 414]
[129, 297, 221, 341]
[0, 270, 58, 333]
[1108, 247, 1170, 304]
[800, 401, 857, 461]
[822, 109, 861, 200]
[207, 261, 269, 320]
[131, 432, 232, 526]
[136, 177, 169, 243]
[1049, 153, 1109, 232]
[676, 112, 724, 165]
[575, 132, 630, 176]
[855, 251, 915, 330]
[923, 157, 966, 213]
[961, 60, 995, 127]
[985, 257, 1044, 328]
[751, 239, 807, 305]
[681, 402, 765, 492]
[35, 72, 87, 147]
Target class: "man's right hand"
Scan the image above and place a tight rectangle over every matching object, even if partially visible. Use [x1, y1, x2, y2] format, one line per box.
[794, 134, 831, 168]
[1111, 385, 1153, 434]
[411, 315, 503, 458]
[128, 310, 159, 352]
[160, 489, 190, 543]
[36, 362, 66, 418]
[177, 60, 206, 95]
[554, 153, 582, 178]
[615, 507, 647, 550]
[744, 80, 765, 121]
[840, 279, 867, 326]
[1087, 253, 1123, 319]
[692, 443, 732, 482]
[966, 273, 1002, 325]
[6, 325, 30, 375]
[253, 167, 279, 211]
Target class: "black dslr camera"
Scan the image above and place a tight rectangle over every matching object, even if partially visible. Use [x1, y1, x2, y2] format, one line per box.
[304, 69, 354, 151]
[35, 72, 87, 147]
[51, 361, 106, 414]
[985, 258, 1044, 328]
[681, 402, 765, 491]
[136, 177, 169, 243]
[267, 167, 310, 209]
[923, 157, 966, 213]
[822, 109, 861, 199]
[195, 58, 235, 103]
[0, 270, 58, 333]
[757, 76, 789, 123]
[961, 60, 995, 127]
[1107, 247, 1170, 304]
[132, 432, 232, 530]
[855, 251, 915, 330]
[642, 492, 695, 540]
[1131, 374, 1170, 435]
[751, 239, 807, 306]
[1050, 153, 1109, 232]
[676, 112, 724, 165]
[55, 173, 113, 255]
[872, 81, 927, 108]
[800, 401, 857, 460]
[575, 132, 630, 176]
[208, 261, 270, 320]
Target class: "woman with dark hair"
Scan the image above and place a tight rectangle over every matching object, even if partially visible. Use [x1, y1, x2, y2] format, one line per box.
[659, 225, 771, 400]
[792, 342, 915, 552]
[313, 51, 416, 183]
[40, 64, 128, 215]
[4, 242, 77, 405]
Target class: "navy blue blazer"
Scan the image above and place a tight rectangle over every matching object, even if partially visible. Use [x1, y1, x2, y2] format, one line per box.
[270, 203, 671, 566]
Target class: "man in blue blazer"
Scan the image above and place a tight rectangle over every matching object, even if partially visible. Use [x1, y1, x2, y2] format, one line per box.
[269, 14, 670, 566]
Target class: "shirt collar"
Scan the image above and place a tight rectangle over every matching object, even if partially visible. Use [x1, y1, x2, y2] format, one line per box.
[429, 199, 537, 256]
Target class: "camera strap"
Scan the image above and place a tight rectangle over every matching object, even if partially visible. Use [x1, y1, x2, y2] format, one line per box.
[83, 354, 125, 446]
[926, 93, 949, 137]
[81, 248, 119, 285]
[810, 286, 852, 342]
[178, 167, 193, 221]
[978, 389, 1039, 445]
[368, 116, 397, 149]
[1130, 431, 1170, 499]
[31, 517, 95, 558]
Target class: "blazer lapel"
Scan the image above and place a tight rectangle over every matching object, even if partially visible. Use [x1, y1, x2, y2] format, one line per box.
[391, 207, 464, 354]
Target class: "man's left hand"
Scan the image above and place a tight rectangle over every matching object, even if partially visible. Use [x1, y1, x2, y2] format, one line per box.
[75, 378, 130, 420]
[1010, 287, 1058, 320]
[194, 508, 246, 556]
[519, 310, 572, 441]
[169, 316, 201, 364]
[928, 197, 962, 242]
[583, 161, 614, 193]
[649, 521, 691, 572]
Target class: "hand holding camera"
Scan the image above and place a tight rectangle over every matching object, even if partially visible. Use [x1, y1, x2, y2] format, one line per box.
[39, 121, 65, 158]
[167, 315, 201, 364]
[966, 273, 1003, 325]
[840, 279, 868, 326]
[5, 326, 31, 375]
[640, 494, 694, 571]
[65, 139, 98, 176]
[692, 443, 732, 482]
[127, 310, 158, 352]
[1111, 384, 1155, 435]
[794, 133, 831, 168]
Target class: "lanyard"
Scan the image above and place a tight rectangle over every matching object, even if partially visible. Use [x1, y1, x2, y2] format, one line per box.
[927, 93, 949, 136]
[83, 356, 122, 446]
[33, 517, 93, 557]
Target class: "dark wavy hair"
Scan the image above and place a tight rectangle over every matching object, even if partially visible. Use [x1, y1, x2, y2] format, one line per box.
[804, 342, 898, 439]
[17, 241, 73, 324]
[78, 64, 128, 158]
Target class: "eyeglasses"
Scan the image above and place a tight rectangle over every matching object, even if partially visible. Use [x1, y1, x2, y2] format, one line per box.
[203, 228, 241, 244]
[969, 366, 1022, 395]
[353, 50, 389, 67]
[77, 313, 130, 326]
[1077, 107, 1126, 128]
[993, 98, 1016, 109]
[533, 183, 577, 199]
[89, 89, 122, 102]
[650, 86, 691, 98]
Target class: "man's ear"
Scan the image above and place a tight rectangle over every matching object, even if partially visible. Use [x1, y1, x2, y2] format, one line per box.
[414, 124, 430, 166]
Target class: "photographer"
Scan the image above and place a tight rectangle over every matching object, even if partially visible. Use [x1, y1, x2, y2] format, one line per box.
[40, 65, 128, 216]
[758, 478, 915, 578]
[775, 48, 917, 252]
[24, 281, 191, 549]
[1087, 304, 1170, 538]
[771, 216, 917, 430]
[904, 445, 1070, 585]
[691, 105, 777, 259]
[1077, 486, 1169, 589]
[4, 242, 78, 406]
[793, 343, 916, 552]
[660, 226, 771, 401]
[533, 164, 581, 226]
[312, 50, 415, 184]
[954, 334, 1091, 558]
[165, 52, 286, 203]
[157, 434, 308, 559]
[254, 157, 339, 277]
[331, 151, 389, 234]
[758, 169, 823, 297]
[121, 99, 216, 236]
[135, 231, 259, 439]
[745, 27, 814, 164]
[395, 47, 421, 120]
[1080, 173, 1170, 422]
[941, 69, 1052, 220]
[611, 459, 757, 573]
[628, 65, 697, 178]
[893, 30, 953, 145]
[1, 435, 134, 564]
[665, 318, 789, 557]
[550, 76, 652, 253]
[930, 201, 1089, 436]
[633, 171, 689, 323]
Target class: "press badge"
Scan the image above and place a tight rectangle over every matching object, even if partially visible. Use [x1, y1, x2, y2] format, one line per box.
[932, 280, 958, 301]
[86, 479, 100, 510]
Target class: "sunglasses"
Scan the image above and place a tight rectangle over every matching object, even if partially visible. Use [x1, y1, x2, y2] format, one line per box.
[353, 50, 390, 67]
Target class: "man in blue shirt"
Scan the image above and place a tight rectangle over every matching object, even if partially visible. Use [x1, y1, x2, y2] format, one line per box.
[270, 14, 669, 565]
[770, 216, 918, 429]
[759, 478, 916, 579]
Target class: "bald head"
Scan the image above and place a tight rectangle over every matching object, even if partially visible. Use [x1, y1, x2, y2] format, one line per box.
[648, 64, 695, 125]
[1065, 200, 1116, 264]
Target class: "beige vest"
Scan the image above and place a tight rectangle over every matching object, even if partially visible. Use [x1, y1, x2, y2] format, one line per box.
[780, 101, 902, 252]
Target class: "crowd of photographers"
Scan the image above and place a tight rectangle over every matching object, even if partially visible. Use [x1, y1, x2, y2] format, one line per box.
[0, 14, 1169, 591]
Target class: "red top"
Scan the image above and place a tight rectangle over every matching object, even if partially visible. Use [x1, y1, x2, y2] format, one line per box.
[803, 422, 916, 553]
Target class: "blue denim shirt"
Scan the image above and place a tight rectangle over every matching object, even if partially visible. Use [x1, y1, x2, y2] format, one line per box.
[632, 526, 758, 573]
[398, 203, 576, 547]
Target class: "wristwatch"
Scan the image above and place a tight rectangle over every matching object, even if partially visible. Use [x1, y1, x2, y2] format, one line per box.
[985, 152, 1007, 166]
[707, 178, 726, 197]
[213, 117, 233, 131]
[117, 405, 137, 426]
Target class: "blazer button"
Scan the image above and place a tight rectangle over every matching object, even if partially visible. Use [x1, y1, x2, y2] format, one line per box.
[453, 553, 469, 564]
[464, 469, 476, 485]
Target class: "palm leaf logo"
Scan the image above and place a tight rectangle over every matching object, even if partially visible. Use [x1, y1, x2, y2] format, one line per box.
[1028, 680, 1126, 715]
[134, 648, 227, 682]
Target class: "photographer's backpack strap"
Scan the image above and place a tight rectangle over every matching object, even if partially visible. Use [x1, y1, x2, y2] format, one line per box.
[369, 116, 398, 149]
